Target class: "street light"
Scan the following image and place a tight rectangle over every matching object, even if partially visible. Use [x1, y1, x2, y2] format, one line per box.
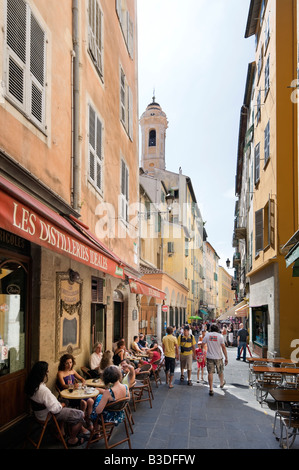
[226, 258, 231, 268]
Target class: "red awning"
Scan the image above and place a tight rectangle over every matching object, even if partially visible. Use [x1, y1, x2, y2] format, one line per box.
[0, 176, 124, 279]
[128, 278, 165, 300]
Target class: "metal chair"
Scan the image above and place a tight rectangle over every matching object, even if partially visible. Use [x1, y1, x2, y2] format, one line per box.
[256, 372, 283, 405]
[279, 405, 299, 449]
[25, 400, 68, 449]
[86, 398, 131, 449]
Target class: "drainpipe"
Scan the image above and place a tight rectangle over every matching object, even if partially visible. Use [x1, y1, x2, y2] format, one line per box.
[72, 0, 80, 212]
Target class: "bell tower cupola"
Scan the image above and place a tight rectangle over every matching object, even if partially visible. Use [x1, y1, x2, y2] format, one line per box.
[140, 95, 168, 174]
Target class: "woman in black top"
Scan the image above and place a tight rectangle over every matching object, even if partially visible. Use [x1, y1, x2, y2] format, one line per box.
[113, 339, 126, 366]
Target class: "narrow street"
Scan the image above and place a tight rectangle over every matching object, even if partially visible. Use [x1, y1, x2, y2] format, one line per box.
[6, 346, 295, 451]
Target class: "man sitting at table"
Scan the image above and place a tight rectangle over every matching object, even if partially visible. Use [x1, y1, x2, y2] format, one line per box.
[131, 336, 144, 355]
[138, 334, 148, 350]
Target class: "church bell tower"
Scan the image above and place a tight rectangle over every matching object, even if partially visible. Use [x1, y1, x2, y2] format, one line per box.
[140, 96, 168, 174]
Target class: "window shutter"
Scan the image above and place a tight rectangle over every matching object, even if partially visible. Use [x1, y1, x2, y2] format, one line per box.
[128, 86, 133, 140]
[91, 277, 104, 303]
[254, 143, 260, 185]
[88, 0, 103, 75]
[6, 0, 26, 107]
[120, 160, 128, 221]
[30, 12, 45, 124]
[115, 0, 122, 21]
[255, 209, 263, 254]
[270, 198, 275, 248]
[6, 0, 45, 126]
[128, 17, 134, 58]
[120, 69, 126, 124]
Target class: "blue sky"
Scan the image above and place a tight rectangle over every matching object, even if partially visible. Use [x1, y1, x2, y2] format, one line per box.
[137, 0, 255, 272]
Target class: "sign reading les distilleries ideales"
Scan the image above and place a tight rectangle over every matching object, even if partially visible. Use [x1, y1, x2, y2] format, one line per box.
[0, 188, 124, 279]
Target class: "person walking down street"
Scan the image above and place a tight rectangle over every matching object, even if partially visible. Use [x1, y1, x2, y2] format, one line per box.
[178, 325, 196, 386]
[162, 326, 179, 389]
[202, 324, 228, 396]
[236, 323, 249, 362]
[195, 341, 206, 382]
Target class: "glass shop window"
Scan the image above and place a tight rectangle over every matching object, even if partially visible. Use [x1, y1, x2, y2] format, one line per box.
[0, 259, 27, 377]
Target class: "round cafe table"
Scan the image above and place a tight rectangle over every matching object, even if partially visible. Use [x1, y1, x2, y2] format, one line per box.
[85, 378, 106, 388]
[60, 386, 99, 400]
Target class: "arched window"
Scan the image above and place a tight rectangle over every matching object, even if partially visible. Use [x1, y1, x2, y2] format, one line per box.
[149, 129, 156, 147]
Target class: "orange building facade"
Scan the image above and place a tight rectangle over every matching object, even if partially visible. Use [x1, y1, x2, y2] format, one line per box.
[0, 0, 155, 431]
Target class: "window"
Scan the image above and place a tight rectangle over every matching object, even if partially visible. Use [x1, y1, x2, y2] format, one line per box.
[265, 15, 270, 49]
[120, 159, 129, 222]
[254, 142, 260, 185]
[88, 104, 103, 193]
[120, 66, 133, 140]
[256, 89, 261, 124]
[264, 120, 270, 166]
[5, 0, 46, 128]
[264, 55, 270, 98]
[88, 0, 103, 77]
[115, 0, 134, 58]
[149, 129, 156, 147]
[255, 208, 263, 255]
[0, 257, 28, 377]
[264, 198, 275, 249]
[167, 242, 174, 254]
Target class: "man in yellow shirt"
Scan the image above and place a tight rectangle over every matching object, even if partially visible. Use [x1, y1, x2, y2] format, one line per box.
[162, 326, 179, 389]
[177, 325, 196, 385]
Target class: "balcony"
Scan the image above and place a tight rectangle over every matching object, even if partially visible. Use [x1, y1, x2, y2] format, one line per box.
[234, 216, 247, 240]
[233, 252, 241, 267]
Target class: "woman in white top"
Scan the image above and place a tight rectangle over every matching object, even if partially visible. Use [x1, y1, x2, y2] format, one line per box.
[89, 342, 103, 377]
[24, 361, 85, 447]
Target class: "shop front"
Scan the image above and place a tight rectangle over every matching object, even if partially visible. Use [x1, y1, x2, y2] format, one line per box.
[0, 176, 130, 430]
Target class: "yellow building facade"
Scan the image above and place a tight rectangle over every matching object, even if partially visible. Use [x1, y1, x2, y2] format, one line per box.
[243, 0, 299, 357]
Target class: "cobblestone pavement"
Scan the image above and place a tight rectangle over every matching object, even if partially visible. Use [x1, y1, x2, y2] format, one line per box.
[2, 346, 298, 450]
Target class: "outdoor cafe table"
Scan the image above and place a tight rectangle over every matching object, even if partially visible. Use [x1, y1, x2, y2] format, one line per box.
[60, 386, 99, 400]
[268, 389, 299, 403]
[85, 378, 106, 388]
[247, 357, 294, 365]
[252, 366, 299, 375]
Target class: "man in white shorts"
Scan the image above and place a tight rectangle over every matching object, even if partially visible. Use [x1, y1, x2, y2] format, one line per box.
[202, 323, 228, 396]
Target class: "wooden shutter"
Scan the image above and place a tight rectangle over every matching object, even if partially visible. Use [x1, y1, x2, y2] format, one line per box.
[120, 160, 128, 221]
[270, 198, 275, 248]
[255, 209, 263, 254]
[88, 0, 103, 75]
[120, 68, 126, 124]
[254, 143, 260, 185]
[128, 17, 134, 58]
[6, 0, 26, 106]
[91, 277, 104, 303]
[128, 86, 133, 140]
[30, 12, 45, 124]
[115, 0, 122, 20]
[6, 0, 45, 125]
[89, 105, 103, 192]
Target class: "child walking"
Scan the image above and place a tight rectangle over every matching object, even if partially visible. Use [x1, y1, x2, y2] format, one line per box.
[196, 341, 206, 382]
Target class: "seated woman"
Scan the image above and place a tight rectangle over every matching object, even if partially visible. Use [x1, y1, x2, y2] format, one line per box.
[89, 342, 103, 378]
[138, 349, 161, 371]
[99, 350, 113, 373]
[57, 353, 93, 419]
[24, 361, 85, 447]
[113, 340, 126, 366]
[90, 365, 129, 426]
[120, 359, 136, 387]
